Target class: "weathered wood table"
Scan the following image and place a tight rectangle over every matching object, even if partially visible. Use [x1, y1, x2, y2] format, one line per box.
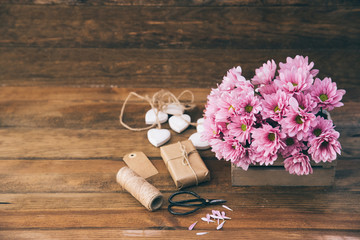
[0, 1, 359, 239]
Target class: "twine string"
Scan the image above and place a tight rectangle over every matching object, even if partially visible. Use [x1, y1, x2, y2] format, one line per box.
[119, 89, 197, 131]
[172, 142, 199, 186]
[119, 91, 159, 131]
[116, 166, 163, 211]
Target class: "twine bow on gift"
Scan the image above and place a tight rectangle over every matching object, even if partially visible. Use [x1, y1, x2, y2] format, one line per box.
[176, 142, 199, 186]
[119, 89, 197, 131]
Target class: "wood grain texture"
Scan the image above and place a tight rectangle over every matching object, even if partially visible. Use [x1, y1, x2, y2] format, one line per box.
[1, 229, 360, 240]
[0, 5, 358, 49]
[3, 0, 360, 7]
[0, 159, 359, 194]
[0, 0, 359, 238]
[0, 48, 359, 89]
[1, 190, 360, 230]
[0, 87, 356, 128]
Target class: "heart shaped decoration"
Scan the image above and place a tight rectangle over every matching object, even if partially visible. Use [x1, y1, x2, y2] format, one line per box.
[169, 114, 191, 133]
[147, 128, 171, 147]
[189, 132, 210, 150]
[145, 109, 168, 125]
[164, 103, 184, 115]
[196, 118, 205, 133]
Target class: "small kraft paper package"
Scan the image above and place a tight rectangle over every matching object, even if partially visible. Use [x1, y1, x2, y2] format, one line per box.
[160, 140, 210, 189]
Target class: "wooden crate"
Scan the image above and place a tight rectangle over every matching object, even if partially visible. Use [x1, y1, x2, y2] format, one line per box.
[231, 160, 336, 186]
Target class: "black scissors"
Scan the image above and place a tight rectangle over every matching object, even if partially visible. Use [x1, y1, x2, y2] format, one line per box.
[168, 191, 226, 215]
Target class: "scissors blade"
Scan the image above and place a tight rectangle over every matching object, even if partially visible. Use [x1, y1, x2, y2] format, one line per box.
[209, 199, 227, 205]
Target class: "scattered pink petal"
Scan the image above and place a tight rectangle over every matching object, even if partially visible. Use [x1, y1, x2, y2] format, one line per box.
[196, 232, 209, 236]
[201, 217, 209, 222]
[212, 210, 221, 216]
[209, 214, 223, 219]
[211, 210, 224, 219]
[188, 221, 198, 231]
[222, 205, 233, 211]
[202, 214, 215, 224]
[221, 211, 231, 220]
[217, 220, 226, 230]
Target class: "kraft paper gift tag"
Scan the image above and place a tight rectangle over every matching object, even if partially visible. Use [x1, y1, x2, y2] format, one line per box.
[123, 151, 158, 179]
[160, 140, 210, 189]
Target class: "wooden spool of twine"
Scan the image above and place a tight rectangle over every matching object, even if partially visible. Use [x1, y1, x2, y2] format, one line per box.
[116, 166, 163, 211]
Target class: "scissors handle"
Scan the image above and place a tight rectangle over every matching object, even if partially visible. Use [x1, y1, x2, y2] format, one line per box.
[168, 204, 202, 215]
[168, 191, 202, 204]
[167, 191, 227, 215]
[168, 191, 205, 215]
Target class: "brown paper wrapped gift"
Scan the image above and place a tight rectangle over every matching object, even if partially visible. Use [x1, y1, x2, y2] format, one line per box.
[160, 140, 210, 189]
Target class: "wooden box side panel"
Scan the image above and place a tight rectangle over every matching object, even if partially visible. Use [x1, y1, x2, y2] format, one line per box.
[231, 165, 335, 186]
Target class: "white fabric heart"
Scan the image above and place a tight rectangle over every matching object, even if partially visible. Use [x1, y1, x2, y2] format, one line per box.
[145, 109, 168, 125]
[169, 114, 191, 133]
[164, 103, 184, 115]
[147, 129, 171, 147]
[196, 118, 205, 133]
[189, 132, 210, 150]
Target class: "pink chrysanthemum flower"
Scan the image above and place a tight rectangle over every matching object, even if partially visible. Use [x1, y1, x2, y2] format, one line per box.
[204, 88, 223, 119]
[308, 129, 341, 163]
[252, 124, 286, 159]
[253, 150, 279, 166]
[233, 145, 256, 171]
[280, 136, 307, 158]
[209, 138, 227, 160]
[204, 101, 218, 119]
[203, 59, 344, 175]
[284, 153, 313, 175]
[280, 98, 316, 140]
[251, 59, 277, 85]
[232, 80, 254, 95]
[257, 81, 280, 96]
[293, 92, 317, 113]
[307, 116, 335, 142]
[235, 92, 261, 120]
[261, 90, 292, 121]
[221, 137, 245, 163]
[220, 66, 245, 91]
[228, 116, 253, 144]
[279, 55, 319, 77]
[201, 118, 226, 141]
[214, 92, 237, 122]
[309, 77, 346, 112]
[276, 66, 314, 94]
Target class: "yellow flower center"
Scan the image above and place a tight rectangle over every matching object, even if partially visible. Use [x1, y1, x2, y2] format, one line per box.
[245, 105, 253, 113]
[295, 115, 303, 124]
[319, 94, 328, 102]
[274, 105, 280, 113]
[314, 128, 322, 137]
[268, 133, 275, 141]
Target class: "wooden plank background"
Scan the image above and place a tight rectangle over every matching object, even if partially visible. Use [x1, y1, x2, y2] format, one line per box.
[0, 0, 359, 239]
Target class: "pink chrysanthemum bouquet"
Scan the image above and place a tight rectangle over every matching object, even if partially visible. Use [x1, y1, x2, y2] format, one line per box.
[202, 55, 346, 175]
